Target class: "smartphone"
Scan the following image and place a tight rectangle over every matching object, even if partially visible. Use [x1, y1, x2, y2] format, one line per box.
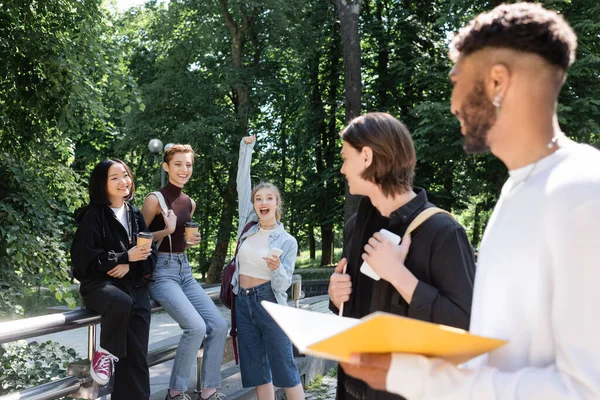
[267, 247, 284, 258]
[360, 229, 401, 281]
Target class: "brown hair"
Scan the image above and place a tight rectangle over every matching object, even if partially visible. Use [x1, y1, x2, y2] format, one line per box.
[251, 182, 283, 221]
[163, 144, 195, 164]
[340, 112, 416, 197]
[450, 3, 577, 70]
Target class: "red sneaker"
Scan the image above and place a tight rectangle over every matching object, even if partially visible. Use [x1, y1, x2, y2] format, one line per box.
[90, 349, 119, 386]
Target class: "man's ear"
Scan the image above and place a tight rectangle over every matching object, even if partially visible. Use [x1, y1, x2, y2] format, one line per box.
[488, 63, 511, 104]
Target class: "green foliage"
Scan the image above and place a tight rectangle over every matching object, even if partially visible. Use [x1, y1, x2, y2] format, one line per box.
[0, 0, 136, 316]
[0, 340, 80, 395]
[0, 0, 599, 314]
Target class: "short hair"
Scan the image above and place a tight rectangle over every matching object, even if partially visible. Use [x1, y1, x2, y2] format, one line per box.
[450, 3, 577, 70]
[251, 182, 284, 221]
[89, 159, 135, 205]
[164, 144, 195, 164]
[340, 112, 416, 197]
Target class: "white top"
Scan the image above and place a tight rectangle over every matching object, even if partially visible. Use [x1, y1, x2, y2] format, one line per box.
[111, 205, 129, 236]
[238, 228, 273, 281]
[385, 139, 600, 399]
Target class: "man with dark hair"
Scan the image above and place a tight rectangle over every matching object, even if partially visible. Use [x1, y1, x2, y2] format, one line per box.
[341, 3, 600, 399]
[329, 112, 476, 400]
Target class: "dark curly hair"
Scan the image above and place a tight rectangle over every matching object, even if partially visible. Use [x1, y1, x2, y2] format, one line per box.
[450, 3, 577, 70]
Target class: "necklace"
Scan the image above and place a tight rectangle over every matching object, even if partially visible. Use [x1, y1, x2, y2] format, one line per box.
[260, 222, 277, 230]
[510, 136, 559, 193]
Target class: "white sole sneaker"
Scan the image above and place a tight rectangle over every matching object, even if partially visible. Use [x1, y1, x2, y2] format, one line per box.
[90, 367, 110, 386]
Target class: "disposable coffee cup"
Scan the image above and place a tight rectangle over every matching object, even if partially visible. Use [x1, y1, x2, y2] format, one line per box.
[185, 222, 199, 244]
[137, 232, 153, 248]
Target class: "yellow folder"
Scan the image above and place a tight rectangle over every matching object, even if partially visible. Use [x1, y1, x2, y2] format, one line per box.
[261, 301, 507, 364]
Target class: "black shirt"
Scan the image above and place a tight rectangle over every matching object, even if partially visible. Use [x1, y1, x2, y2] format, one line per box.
[331, 188, 476, 400]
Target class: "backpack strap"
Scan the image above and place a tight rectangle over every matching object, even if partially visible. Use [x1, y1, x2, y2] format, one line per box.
[404, 207, 453, 240]
[146, 191, 172, 252]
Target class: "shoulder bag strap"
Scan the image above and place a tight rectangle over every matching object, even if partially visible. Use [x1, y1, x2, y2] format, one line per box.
[147, 191, 172, 253]
[403, 207, 453, 241]
[233, 221, 258, 258]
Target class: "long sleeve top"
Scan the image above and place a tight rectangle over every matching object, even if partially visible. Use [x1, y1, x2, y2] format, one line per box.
[331, 190, 476, 400]
[384, 140, 600, 400]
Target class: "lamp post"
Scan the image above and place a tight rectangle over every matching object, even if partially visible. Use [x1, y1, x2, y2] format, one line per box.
[162, 143, 174, 186]
[148, 139, 163, 188]
[148, 139, 175, 187]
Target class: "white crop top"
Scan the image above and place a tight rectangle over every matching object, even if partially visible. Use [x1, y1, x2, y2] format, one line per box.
[238, 228, 273, 281]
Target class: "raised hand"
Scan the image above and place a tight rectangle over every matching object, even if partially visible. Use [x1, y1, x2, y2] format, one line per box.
[243, 134, 256, 144]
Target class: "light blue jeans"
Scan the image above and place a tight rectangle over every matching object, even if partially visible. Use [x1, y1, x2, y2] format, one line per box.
[148, 253, 228, 391]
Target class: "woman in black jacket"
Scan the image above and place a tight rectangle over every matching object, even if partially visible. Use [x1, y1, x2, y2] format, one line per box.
[71, 159, 156, 399]
[328, 113, 476, 400]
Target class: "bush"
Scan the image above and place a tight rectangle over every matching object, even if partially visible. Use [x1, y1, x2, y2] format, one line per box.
[0, 340, 80, 395]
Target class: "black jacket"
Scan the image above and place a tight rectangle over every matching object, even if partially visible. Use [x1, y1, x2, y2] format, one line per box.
[331, 189, 476, 400]
[71, 202, 156, 290]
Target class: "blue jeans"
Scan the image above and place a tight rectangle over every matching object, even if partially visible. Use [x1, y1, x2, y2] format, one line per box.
[235, 281, 301, 388]
[148, 253, 228, 391]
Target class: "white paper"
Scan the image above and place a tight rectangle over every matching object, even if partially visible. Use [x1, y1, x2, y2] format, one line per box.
[261, 301, 360, 352]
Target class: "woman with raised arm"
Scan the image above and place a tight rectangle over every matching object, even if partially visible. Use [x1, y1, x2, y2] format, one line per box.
[142, 144, 228, 400]
[71, 159, 155, 399]
[232, 134, 304, 400]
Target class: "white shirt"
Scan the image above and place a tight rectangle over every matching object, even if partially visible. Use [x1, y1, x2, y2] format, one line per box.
[386, 139, 600, 399]
[238, 228, 273, 281]
[111, 205, 130, 236]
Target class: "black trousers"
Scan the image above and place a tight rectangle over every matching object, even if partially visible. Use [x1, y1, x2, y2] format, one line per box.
[82, 281, 151, 400]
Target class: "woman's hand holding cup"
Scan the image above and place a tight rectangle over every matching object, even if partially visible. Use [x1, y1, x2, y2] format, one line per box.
[185, 222, 200, 246]
[128, 244, 152, 262]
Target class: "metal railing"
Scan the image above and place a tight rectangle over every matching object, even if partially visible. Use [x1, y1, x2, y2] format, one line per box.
[0, 278, 304, 400]
[0, 287, 217, 400]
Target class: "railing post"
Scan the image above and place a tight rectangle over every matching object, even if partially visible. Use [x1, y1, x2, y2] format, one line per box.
[87, 324, 97, 361]
[291, 274, 303, 308]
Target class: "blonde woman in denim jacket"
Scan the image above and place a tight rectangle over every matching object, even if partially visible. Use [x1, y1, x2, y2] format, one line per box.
[232, 135, 304, 400]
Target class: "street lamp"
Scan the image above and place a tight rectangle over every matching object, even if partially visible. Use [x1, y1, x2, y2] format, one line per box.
[148, 138, 164, 154]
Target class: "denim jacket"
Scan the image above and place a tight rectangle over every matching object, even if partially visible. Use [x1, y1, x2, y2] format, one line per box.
[231, 138, 298, 306]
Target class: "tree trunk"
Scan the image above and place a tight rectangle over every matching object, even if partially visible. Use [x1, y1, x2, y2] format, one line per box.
[208, 0, 258, 283]
[309, 225, 316, 260]
[333, 0, 363, 222]
[472, 202, 481, 248]
[206, 170, 237, 283]
[320, 21, 342, 266]
[320, 224, 334, 266]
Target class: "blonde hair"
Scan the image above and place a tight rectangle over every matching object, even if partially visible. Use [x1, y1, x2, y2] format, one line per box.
[251, 182, 283, 221]
[163, 144, 195, 164]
